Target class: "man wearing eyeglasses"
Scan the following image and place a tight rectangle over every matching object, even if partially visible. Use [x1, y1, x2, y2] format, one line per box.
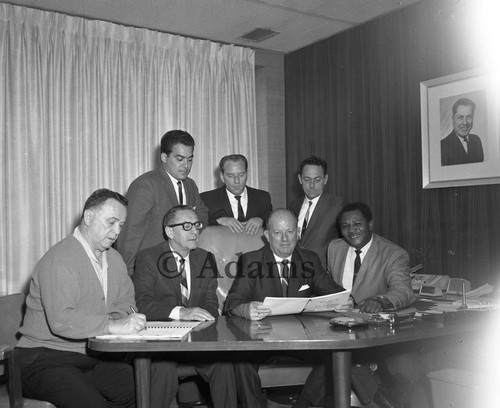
[132, 205, 236, 407]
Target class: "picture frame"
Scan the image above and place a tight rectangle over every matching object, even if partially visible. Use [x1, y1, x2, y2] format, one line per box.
[420, 69, 500, 189]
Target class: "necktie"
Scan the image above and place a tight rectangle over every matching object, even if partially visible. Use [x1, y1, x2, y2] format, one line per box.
[353, 249, 362, 284]
[235, 195, 245, 222]
[281, 259, 289, 297]
[463, 136, 469, 154]
[301, 201, 312, 239]
[177, 181, 183, 205]
[179, 258, 189, 307]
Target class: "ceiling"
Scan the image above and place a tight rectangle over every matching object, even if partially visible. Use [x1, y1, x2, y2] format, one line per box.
[4, 0, 422, 54]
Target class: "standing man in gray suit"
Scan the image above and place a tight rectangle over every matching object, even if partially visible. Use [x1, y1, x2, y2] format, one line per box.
[117, 130, 208, 275]
[289, 156, 345, 268]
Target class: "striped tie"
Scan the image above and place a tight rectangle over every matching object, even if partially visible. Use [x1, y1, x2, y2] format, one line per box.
[179, 257, 189, 307]
[281, 259, 289, 297]
[301, 201, 312, 240]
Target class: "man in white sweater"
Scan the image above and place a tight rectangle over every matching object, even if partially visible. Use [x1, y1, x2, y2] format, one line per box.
[16, 189, 146, 408]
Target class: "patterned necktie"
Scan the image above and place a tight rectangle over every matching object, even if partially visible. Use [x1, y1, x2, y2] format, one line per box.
[235, 195, 245, 221]
[353, 249, 362, 284]
[281, 259, 289, 297]
[463, 136, 469, 154]
[177, 181, 183, 205]
[179, 257, 189, 306]
[301, 201, 312, 239]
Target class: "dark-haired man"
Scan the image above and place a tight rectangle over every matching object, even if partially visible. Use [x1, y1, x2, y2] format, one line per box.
[117, 130, 209, 275]
[201, 154, 272, 235]
[133, 205, 237, 408]
[441, 98, 484, 166]
[289, 156, 345, 268]
[16, 189, 146, 408]
[328, 202, 414, 313]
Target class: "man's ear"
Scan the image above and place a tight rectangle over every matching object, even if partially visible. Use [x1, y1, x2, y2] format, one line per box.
[219, 171, 225, 184]
[165, 226, 174, 240]
[160, 153, 168, 164]
[297, 173, 303, 185]
[368, 220, 374, 232]
[82, 209, 93, 225]
[264, 230, 269, 241]
[324, 174, 329, 185]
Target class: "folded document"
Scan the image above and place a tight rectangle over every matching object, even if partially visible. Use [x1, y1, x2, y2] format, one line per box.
[263, 291, 351, 316]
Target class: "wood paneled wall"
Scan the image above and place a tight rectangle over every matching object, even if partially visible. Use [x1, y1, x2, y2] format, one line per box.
[284, 0, 500, 287]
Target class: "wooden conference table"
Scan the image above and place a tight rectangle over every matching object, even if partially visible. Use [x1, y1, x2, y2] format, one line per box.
[89, 310, 495, 408]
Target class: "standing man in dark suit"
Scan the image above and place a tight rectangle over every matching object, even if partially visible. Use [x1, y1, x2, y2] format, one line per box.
[441, 98, 484, 166]
[224, 209, 345, 408]
[117, 130, 209, 275]
[201, 154, 272, 235]
[132, 205, 237, 408]
[289, 156, 346, 267]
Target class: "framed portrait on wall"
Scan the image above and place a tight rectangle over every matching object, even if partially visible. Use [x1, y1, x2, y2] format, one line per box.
[420, 69, 500, 189]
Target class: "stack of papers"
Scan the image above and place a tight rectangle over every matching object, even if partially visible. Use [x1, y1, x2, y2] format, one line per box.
[96, 321, 200, 340]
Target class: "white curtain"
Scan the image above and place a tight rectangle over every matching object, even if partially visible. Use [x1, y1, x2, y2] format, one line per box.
[0, 4, 256, 294]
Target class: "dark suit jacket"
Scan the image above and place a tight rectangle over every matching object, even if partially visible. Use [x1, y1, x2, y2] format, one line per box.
[224, 245, 345, 314]
[327, 234, 415, 309]
[441, 131, 484, 166]
[289, 193, 345, 268]
[116, 168, 209, 275]
[132, 242, 219, 319]
[200, 186, 272, 226]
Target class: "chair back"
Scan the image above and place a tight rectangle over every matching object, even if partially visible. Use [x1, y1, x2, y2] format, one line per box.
[198, 226, 265, 310]
[0, 294, 25, 348]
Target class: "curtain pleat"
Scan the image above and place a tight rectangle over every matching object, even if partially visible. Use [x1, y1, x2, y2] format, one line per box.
[0, 4, 256, 293]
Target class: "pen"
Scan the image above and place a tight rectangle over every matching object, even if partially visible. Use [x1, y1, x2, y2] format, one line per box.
[130, 306, 138, 314]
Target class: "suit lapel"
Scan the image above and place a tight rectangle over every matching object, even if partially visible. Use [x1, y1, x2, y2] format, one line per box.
[160, 169, 180, 206]
[262, 246, 285, 296]
[220, 188, 234, 218]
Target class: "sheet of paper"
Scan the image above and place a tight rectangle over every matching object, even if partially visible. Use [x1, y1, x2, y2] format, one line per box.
[263, 297, 309, 316]
[302, 290, 351, 313]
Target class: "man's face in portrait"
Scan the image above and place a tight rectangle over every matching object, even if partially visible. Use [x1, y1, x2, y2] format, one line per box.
[161, 143, 194, 180]
[221, 159, 248, 196]
[298, 164, 328, 200]
[452, 104, 474, 138]
[340, 210, 373, 250]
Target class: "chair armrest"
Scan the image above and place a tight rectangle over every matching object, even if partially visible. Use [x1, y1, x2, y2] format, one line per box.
[1, 347, 24, 408]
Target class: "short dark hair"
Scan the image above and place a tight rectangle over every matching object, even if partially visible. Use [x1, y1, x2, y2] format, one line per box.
[337, 202, 373, 223]
[160, 130, 195, 155]
[219, 154, 248, 173]
[82, 189, 127, 217]
[452, 98, 476, 115]
[298, 156, 327, 175]
[163, 205, 195, 229]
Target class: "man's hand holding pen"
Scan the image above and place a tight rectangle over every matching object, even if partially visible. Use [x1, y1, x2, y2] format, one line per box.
[106, 305, 146, 334]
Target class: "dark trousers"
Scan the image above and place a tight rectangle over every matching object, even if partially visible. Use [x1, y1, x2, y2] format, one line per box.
[16, 347, 135, 408]
[151, 359, 237, 408]
[233, 362, 267, 408]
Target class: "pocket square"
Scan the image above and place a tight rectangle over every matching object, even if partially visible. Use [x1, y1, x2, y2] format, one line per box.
[299, 284, 310, 291]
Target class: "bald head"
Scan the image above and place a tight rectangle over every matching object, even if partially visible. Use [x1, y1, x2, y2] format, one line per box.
[264, 209, 298, 258]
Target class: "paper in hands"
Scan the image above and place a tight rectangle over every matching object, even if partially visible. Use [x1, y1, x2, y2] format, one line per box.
[263, 291, 351, 316]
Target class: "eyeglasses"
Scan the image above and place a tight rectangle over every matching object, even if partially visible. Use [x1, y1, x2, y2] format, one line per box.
[168, 221, 204, 231]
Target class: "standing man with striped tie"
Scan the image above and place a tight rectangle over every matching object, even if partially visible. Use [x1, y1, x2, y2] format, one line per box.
[132, 205, 237, 408]
[289, 156, 346, 268]
[117, 130, 208, 275]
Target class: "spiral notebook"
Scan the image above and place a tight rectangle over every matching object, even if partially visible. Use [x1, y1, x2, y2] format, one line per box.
[96, 321, 200, 340]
